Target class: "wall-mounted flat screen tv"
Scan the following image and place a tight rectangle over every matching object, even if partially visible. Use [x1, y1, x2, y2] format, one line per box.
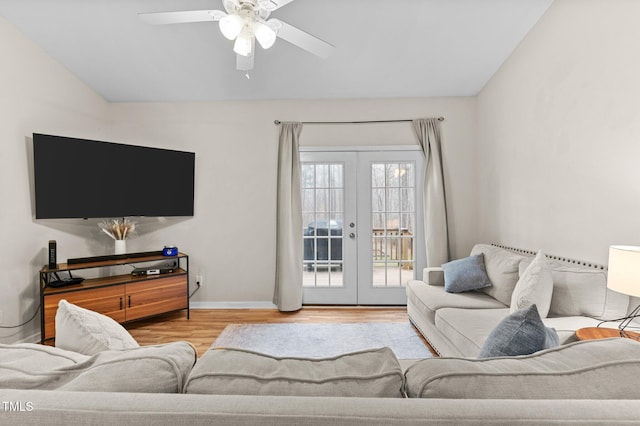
[33, 133, 195, 219]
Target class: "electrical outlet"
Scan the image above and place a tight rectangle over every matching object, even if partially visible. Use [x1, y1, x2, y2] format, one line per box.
[196, 275, 204, 287]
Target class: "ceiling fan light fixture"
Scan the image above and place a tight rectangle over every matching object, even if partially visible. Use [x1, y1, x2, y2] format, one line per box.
[139, 0, 336, 72]
[253, 21, 277, 49]
[233, 30, 253, 56]
[219, 14, 244, 40]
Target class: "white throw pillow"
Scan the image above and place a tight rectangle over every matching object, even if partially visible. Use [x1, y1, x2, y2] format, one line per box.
[510, 251, 553, 318]
[55, 300, 139, 355]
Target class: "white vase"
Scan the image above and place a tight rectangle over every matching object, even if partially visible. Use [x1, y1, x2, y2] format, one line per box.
[115, 239, 127, 255]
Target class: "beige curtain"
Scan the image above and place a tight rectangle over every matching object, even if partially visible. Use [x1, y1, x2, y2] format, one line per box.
[274, 122, 303, 311]
[412, 118, 449, 266]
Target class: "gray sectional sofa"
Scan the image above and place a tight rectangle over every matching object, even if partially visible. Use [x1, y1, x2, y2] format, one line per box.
[3, 338, 640, 424]
[407, 243, 633, 357]
[4, 243, 640, 424]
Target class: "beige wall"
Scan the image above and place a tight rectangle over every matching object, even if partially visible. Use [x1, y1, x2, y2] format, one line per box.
[10, 0, 638, 342]
[0, 12, 477, 341]
[8, 0, 639, 343]
[476, 0, 640, 264]
[0, 16, 108, 343]
[106, 98, 477, 306]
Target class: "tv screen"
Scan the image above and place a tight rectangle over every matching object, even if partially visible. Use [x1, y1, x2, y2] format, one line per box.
[33, 133, 195, 219]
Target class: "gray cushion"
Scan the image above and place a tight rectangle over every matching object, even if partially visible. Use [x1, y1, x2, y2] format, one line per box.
[434, 308, 600, 358]
[470, 244, 529, 306]
[435, 308, 510, 357]
[510, 251, 553, 318]
[406, 280, 507, 325]
[0, 342, 196, 393]
[184, 347, 404, 398]
[442, 254, 492, 293]
[405, 338, 640, 399]
[477, 305, 559, 358]
[546, 260, 629, 320]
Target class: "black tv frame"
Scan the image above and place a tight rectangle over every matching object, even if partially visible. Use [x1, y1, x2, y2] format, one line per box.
[33, 133, 195, 219]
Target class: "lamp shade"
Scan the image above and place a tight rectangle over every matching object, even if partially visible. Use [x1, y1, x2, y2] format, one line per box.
[607, 245, 640, 297]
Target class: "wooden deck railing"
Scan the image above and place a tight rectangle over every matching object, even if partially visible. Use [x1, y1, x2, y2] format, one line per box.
[372, 228, 413, 269]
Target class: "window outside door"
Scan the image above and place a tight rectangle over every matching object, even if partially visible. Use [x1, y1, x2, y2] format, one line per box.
[301, 149, 424, 305]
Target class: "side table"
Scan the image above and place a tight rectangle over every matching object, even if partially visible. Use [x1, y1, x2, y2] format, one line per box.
[575, 327, 640, 341]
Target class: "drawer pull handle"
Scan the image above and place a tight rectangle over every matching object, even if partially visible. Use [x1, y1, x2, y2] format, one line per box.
[119, 297, 123, 310]
[128, 295, 131, 308]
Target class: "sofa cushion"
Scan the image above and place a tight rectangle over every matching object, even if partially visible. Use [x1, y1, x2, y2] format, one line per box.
[441, 254, 492, 293]
[477, 305, 559, 358]
[0, 342, 196, 393]
[405, 338, 640, 399]
[0, 342, 87, 373]
[55, 299, 139, 355]
[184, 347, 404, 398]
[510, 251, 553, 318]
[546, 260, 629, 320]
[435, 308, 602, 357]
[406, 280, 506, 325]
[435, 308, 510, 357]
[470, 244, 529, 306]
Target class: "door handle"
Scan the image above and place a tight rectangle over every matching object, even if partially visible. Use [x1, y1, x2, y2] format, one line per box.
[119, 297, 123, 310]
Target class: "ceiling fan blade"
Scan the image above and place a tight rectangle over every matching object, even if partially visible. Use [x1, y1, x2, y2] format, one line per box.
[257, 0, 298, 11]
[138, 10, 225, 25]
[269, 19, 334, 59]
[237, 53, 254, 71]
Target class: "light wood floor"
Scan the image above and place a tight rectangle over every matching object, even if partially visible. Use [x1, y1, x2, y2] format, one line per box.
[125, 307, 437, 357]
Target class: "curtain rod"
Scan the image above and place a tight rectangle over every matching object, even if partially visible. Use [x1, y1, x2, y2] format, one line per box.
[273, 117, 444, 125]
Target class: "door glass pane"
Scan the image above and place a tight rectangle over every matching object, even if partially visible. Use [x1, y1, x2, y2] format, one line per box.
[330, 164, 343, 187]
[302, 162, 344, 288]
[371, 161, 416, 287]
[371, 188, 385, 212]
[316, 189, 329, 212]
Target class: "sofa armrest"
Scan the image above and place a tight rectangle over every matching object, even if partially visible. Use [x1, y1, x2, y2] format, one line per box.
[423, 267, 444, 286]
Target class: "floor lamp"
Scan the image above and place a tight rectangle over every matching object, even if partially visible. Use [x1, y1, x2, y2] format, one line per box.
[607, 245, 640, 338]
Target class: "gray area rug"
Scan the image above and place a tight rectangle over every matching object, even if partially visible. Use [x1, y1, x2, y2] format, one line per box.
[212, 322, 432, 359]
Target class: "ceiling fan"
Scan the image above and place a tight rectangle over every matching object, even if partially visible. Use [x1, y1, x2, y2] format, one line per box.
[139, 0, 335, 71]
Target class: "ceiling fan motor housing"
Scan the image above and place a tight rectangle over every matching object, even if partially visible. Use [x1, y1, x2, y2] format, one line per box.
[225, 0, 271, 20]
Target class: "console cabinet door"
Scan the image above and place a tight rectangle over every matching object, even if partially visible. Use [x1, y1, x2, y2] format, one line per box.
[125, 276, 187, 321]
[43, 285, 126, 340]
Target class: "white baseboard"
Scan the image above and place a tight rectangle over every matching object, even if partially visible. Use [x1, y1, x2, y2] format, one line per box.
[190, 301, 277, 309]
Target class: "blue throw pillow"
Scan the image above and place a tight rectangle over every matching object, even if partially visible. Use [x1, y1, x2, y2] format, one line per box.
[477, 304, 560, 358]
[442, 254, 492, 293]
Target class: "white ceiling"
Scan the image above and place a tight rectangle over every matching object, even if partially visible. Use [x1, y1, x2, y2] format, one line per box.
[0, 0, 553, 102]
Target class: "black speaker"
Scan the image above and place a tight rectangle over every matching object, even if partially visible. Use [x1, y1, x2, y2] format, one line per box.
[48, 240, 57, 269]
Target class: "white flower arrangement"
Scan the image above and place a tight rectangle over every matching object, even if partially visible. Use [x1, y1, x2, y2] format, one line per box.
[98, 218, 136, 241]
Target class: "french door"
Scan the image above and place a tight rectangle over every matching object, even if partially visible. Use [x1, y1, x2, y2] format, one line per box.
[301, 149, 425, 305]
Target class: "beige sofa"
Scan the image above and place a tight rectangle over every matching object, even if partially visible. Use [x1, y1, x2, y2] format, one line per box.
[406, 244, 632, 357]
[3, 338, 640, 425]
[4, 246, 640, 425]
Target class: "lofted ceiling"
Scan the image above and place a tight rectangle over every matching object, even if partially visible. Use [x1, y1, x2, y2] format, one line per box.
[0, 0, 553, 102]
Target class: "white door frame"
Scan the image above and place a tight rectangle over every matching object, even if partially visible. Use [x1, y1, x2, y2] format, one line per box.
[300, 146, 425, 305]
